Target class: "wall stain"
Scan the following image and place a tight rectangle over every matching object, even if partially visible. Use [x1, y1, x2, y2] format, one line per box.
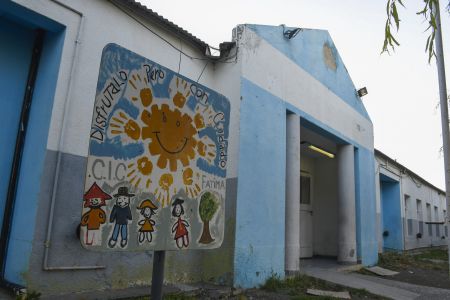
[323, 43, 337, 71]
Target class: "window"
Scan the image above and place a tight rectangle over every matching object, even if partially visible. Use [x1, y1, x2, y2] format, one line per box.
[300, 176, 311, 204]
[435, 206, 440, 237]
[416, 199, 422, 220]
[427, 203, 432, 236]
[405, 195, 412, 235]
[444, 210, 448, 237]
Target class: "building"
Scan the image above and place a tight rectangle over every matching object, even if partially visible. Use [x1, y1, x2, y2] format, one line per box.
[375, 149, 448, 252]
[0, 0, 377, 296]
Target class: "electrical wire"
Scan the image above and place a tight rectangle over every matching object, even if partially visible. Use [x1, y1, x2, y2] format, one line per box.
[177, 39, 182, 74]
[197, 61, 208, 83]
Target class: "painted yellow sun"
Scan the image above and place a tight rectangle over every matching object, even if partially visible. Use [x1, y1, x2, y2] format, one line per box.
[107, 72, 220, 206]
[142, 104, 197, 172]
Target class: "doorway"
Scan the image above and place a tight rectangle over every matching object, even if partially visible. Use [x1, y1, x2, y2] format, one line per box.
[300, 174, 313, 258]
[0, 17, 36, 234]
[380, 173, 403, 251]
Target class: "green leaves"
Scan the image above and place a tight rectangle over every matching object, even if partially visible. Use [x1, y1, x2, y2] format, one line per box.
[199, 191, 219, 222]
[383, 0, 440, 63]
[382, 0, 402, 54]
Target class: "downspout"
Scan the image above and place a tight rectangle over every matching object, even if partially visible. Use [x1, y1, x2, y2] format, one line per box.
[43, 0, 104, 271]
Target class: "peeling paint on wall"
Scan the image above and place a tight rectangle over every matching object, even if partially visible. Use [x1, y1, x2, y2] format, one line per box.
[323, 43, 337, 71]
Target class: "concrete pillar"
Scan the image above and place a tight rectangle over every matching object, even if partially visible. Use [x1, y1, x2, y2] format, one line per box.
[285, 113, 301, 274]
[337, 144, 357, 264]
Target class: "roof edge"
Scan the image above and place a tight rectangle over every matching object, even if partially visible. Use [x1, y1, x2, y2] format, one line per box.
[375, 149, 445, 195]
[111, 0, 210, 55]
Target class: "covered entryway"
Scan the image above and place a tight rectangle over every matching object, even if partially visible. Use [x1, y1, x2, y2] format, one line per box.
[285, 115, 358, 274]
[299, 126, 339, 259]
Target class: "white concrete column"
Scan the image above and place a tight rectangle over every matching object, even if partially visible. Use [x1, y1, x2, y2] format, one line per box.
[337, 144, 357, 264]
[285, 113, 301, 274]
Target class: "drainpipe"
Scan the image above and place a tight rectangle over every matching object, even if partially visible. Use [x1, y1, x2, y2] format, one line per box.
[43, 0, 104, 271]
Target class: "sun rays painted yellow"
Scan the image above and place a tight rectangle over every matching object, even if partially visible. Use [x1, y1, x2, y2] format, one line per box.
[106, 72, 220, 207]
[109, 111, 140, 141]
[126, 157, 153, 189]
[154, 173, 173, 207]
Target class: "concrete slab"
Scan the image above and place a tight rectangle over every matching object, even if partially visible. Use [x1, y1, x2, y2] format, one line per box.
[303, 267, 419, 300]
[306, 288, 351, 299]
[365, 266, 399, 276]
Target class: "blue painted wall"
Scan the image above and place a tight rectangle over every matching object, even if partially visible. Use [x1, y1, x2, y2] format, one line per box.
[0, 17, 34, 236]
[0, 3, 65, 284]
[234, 78, 286, 288]
[380, 174, 403, 251]
[355, 148, 378, 265]
[236, 78, 379, 288]
[247, 24, 371, 120]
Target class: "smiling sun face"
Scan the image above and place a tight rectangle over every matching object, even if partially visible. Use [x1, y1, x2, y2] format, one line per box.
[143, 104, 197, 172]
[107, 72, 220, 206]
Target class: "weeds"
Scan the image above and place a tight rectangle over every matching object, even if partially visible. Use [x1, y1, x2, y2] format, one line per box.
[378, 248, 448, 271]
[261, 274, 388, 299]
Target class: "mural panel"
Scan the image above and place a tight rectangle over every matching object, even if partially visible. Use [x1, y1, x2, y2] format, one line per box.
[81, 44, 230, 251]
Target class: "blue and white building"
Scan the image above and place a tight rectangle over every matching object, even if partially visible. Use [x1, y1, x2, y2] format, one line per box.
[375, 149, 448, 252]
[0, 0, 378, 296]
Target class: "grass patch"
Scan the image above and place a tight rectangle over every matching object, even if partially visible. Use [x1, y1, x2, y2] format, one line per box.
[378, 248, 448, 271]
[413, 248, 448, 261]
[261, 274, 389, 299]
[163, 294, 197, 300]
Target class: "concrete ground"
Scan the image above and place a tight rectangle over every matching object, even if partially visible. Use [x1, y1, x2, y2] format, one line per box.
[301, 257, 450, 300]
[2, 258, 450, 299]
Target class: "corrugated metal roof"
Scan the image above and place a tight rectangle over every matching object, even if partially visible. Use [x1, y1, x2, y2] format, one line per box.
[112, 0, 210, 55]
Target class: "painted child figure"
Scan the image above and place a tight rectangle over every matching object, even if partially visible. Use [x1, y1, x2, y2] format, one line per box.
[81, 182, 111, 245]
[171, 198, 189, 249]
[137, 199, 158, 243]
[108, 187, 133, 248]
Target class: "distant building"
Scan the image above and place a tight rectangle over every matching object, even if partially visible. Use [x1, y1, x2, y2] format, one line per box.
[1, 0, 377, 296]
[375, 149, 447, 252]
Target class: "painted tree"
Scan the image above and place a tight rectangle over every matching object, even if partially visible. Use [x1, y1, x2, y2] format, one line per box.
[198, 191, 219, 244]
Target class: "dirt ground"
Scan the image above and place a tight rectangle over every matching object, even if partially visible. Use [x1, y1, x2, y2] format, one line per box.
[168, 275, 386, 300]
[389, 267, 450, 289]
[124, 274, 388, 299]
[366, 247, 450, 290]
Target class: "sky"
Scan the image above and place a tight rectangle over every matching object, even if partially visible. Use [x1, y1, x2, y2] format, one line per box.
[140, 0, 450, 190]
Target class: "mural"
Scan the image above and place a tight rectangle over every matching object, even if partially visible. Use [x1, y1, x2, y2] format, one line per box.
[81, 44, 230, 251]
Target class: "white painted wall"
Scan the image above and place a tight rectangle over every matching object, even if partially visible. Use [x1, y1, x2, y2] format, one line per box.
[375, 154, 447, 251]
[238, 25, 373, 150]
[13, 0, 242, 178]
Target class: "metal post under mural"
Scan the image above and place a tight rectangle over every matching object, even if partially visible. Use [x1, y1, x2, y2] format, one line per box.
[434, 0, 450, 276]
[151, 251, 165, 300]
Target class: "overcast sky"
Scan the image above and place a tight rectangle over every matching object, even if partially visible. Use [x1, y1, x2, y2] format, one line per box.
[140, 0, 450, 189]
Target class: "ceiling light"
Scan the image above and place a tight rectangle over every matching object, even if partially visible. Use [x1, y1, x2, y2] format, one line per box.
[301, 141, 335, 159]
